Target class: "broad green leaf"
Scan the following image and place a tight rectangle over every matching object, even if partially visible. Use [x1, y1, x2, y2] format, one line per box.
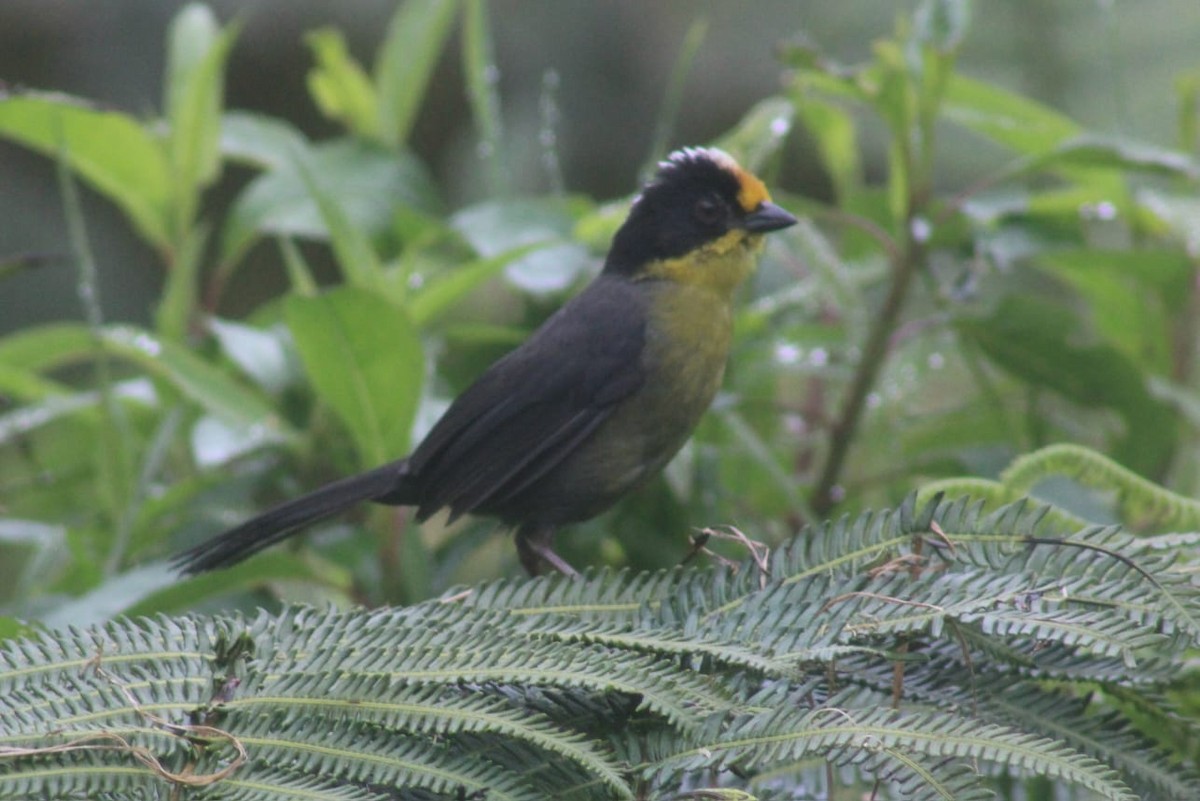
[943, 74, 1080, 156]
[38, 563, 181, 629]
[942, 80, 1155, 198]
[123, 552, 348, 615]
[1032, 135, 1200, 181]
[209, 317, 297, 395]
[0, 361, 68, 403]
[0, 91, 172, 248]
[164, 3, 238, 233]
[0, 323, 288, 436]
[1137, 188, 1200, 246]
[0, 519, 68, 605]
[0, 322, 97, 371]
[295, 154, 384, 290]
[957, 295, 1175, 476]
[1033, 249, 1192, 374]
[408, 241, 548, 327]
[374, 0, 461, 148]
[220, 110, 308, 170]
[1023, 185, 1129, 223]
[0, 379, 156, 447]
[1149, 375, 1200, 433]
[715, 96, 795, 173]
[190, 414, 286, 468]
[441, 322, 528, 348]
[795, 96, 861, 201]
[451, 197, 594, 294]
[305, 28, 379, 139]
[285, 287, 424, 465]
[791, 61, 871, 105]
[103, 326, 288, 435]
[573, 199, 629, 254]
[220, 139, 438, 268]
[123, 470, 234, 564]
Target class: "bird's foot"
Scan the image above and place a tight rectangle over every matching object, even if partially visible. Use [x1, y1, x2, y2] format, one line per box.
[516, 527, 579, 577]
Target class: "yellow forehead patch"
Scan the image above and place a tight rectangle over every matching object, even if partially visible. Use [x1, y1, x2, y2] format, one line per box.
[731, 165, 770, 213]
[688, 147, 772, 212]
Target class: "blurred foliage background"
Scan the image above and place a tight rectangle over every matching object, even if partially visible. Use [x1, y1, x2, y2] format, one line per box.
[4, 0, 1198, 331]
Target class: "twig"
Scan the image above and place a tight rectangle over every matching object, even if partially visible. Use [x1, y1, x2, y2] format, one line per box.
[811, 231, 925, 516]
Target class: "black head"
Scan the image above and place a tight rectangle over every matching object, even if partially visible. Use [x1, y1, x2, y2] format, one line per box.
[603, 147, 795, 276]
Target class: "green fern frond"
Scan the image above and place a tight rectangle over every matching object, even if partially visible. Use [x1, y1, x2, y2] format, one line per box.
[1002, 443, 1200, 531]
[199, 770, 396, 801]
[227, 681, 630, 796]
[981, 683, 1200, 799]
[230, 722, 575, 801]
[4, 493, 1200, 799]
[659, 704, 1138, 801]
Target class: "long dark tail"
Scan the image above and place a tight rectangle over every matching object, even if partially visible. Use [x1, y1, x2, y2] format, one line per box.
[173, 460, 415, 574]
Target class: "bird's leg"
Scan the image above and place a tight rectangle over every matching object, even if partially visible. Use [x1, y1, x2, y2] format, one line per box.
[516, 525, 579, 577]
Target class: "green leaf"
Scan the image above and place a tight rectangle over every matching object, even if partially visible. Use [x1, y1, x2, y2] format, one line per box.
[1033, 135, 1200, 180]
[451, 197, 593, 294]
[942, 74, 1080, 156]
[107, 326, 284, 432]
[0, 379, 155, 447]
[164, 3, 238, 233]
[219, 110, 308, 170]
[123, 552, 346, 615]
[37, 563, 181, 629]
[0, 322, 98, 371]
[957, 295, 1176, 475]
[285, 287, 424, 465]
[941, 80, 1172, 198]
[714, 96, 795, 173]
[220, 139, 438, 269]
[1032, 249, 1191, 374]
[795, 96, 861, 201]
[0, 519, 68, 605]
[374, 0, 461, 148]
[208, 316, 297, 395]
[277, 235, 319, 296]
[408, 241, 549, 327]
[0, 323, 290, 438]
[0, 358, 71, 404]
[1138, 189, 1200, 248]
[0, 90, 172, 248]
[294, 154, 385, 290]
[190, 414, 286, 469]
[305, 27, 379, 140]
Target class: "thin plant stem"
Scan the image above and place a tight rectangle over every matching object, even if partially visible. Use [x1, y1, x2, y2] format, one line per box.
[55, 133, 136, 574]
[811, 226, 925, 517]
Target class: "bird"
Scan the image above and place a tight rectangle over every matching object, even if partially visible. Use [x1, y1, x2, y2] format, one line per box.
[174, 146, 797, 577]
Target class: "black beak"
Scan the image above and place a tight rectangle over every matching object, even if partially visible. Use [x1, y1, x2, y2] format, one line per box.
[743, 201, 798, 233]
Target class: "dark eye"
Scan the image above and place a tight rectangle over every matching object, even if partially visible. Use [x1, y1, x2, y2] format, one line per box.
[693, 196, 723, 226]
